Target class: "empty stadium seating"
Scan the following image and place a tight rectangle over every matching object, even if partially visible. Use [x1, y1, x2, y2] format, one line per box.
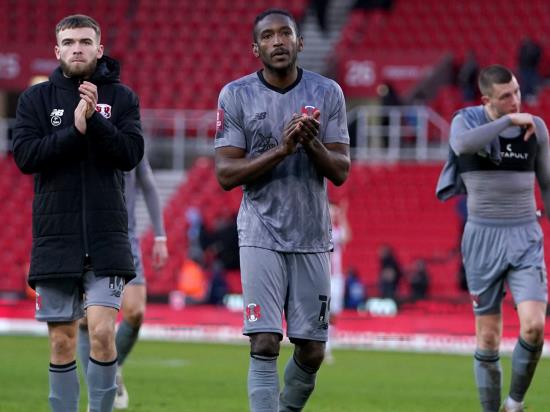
[338, 0, 550, 70]
[338, 0, 550, 119]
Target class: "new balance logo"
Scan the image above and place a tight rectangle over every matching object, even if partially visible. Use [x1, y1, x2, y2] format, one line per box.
[50, 109, 64, 126]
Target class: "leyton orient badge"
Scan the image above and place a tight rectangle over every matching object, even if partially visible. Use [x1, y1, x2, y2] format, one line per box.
[95, 103, 112, 119]
[245, 303, 261, 322]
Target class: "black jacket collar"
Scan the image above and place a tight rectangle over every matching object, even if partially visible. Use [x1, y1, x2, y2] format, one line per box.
[49, 55, 121, 90]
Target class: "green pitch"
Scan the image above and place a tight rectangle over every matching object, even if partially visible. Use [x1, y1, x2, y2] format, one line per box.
[1, 335, 549, 411]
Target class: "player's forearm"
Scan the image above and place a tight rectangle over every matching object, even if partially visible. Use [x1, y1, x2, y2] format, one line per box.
[302, 140, 350, 186]
[143, 187, 166, 236]
[450, 115, 511, 155]
[215, 146, 288, 190]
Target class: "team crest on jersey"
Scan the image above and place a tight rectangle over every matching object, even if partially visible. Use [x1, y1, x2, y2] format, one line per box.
[246, 303, 261, 322]
[50, 109, 64, 126]
[301, 105, 317, 116]
[95, 103, 112, 119]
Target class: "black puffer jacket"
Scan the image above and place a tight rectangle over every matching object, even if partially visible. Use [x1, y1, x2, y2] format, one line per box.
[13, 56, 144, 287]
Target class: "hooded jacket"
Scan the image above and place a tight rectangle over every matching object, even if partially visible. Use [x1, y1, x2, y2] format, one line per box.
[13, 56, 144, 287]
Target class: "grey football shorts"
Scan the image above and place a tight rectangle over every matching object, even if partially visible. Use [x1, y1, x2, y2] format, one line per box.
[462, 217, 548, 315]
[240, 246, 331, 342]
[126, 233, 145, 286]
[35, 270, 126, 322]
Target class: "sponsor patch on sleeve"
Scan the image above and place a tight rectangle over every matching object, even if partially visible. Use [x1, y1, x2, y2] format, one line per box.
[216, 108, 225, 134]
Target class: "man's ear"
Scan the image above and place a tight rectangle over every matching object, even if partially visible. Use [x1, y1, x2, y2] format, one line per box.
[97, 44, 104, 59]
[252, 43, 259, 58]
[298, 36, 304, 52]
[481, 95, 490, 105]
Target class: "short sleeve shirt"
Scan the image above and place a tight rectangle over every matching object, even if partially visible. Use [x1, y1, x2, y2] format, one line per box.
[215, 68, 349, 252]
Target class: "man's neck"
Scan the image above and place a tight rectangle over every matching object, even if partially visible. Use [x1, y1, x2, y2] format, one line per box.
[483, 105, 499, 121]
[262, 66, 298, 90]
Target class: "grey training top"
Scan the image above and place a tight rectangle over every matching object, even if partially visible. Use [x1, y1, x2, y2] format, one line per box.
[215, 68, 349, 252]
[125, 155, 166, 239]
[450, 110, 550, 220]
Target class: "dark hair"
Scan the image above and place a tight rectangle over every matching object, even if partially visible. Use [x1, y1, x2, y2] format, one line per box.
[55, 14, 101, 41]
[252, 8, 299, 42]
[478, 64, 514, 96]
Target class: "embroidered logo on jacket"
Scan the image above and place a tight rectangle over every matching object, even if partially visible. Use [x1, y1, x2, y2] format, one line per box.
[50, 109, 64, 126]
[95, 103, 112, 119]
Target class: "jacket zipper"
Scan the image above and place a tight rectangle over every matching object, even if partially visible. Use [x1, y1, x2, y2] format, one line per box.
[81, 162, 89, 258]
[76, 79, 90, 259]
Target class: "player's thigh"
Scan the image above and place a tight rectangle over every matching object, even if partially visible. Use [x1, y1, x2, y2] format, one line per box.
[121, 283, 147, 318]
[83, 271, 124, 340]
[240, 247, 287, 336]
[506, 222, 548, 305]
[126, 235, 146, 287]
[462, 222, 508, 314]
[286, 252, 330, 341]
[86, 305, 118, 333]
[35, 278, 85, 322]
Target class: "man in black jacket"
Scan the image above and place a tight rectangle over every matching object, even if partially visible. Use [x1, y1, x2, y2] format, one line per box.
[12, 15, 143, 412]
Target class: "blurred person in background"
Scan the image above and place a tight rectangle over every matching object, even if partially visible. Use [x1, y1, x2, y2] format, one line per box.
[444, 64, 549, 412]
[344, 267, 366, 309]
[12, 14, 143, 412]
[214, 8, 350, 411]
[517, 37, 542, 102]
[377, 244, 403, 301]
[78, 155, 168, 410]
[408, 259, 429, 302]
[458, 50, 479, 102]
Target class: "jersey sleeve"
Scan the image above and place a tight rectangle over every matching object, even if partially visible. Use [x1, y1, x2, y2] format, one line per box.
[533, 116, 550, 217]
[214, 84, 246, 149]
[450, 114, 511, 155]
[323, 82, 350, 145]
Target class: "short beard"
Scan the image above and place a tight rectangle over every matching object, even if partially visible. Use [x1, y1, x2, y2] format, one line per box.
[59, 59, 97, 79]
[263, 52, 297, 76]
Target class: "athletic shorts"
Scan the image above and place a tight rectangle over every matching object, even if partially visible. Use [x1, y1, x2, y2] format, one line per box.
[126, 233, 145, 286]
[240, 246, 331, 342]
[34, 270, 126, 322]
[462, 217, 548, 315]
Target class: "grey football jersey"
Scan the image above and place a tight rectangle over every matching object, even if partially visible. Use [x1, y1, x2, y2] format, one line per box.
[215, 68, 349, 252]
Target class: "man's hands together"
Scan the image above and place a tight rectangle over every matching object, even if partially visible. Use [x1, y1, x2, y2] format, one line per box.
[74, 81, 98, 134]
[279, 110, 321, 156]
